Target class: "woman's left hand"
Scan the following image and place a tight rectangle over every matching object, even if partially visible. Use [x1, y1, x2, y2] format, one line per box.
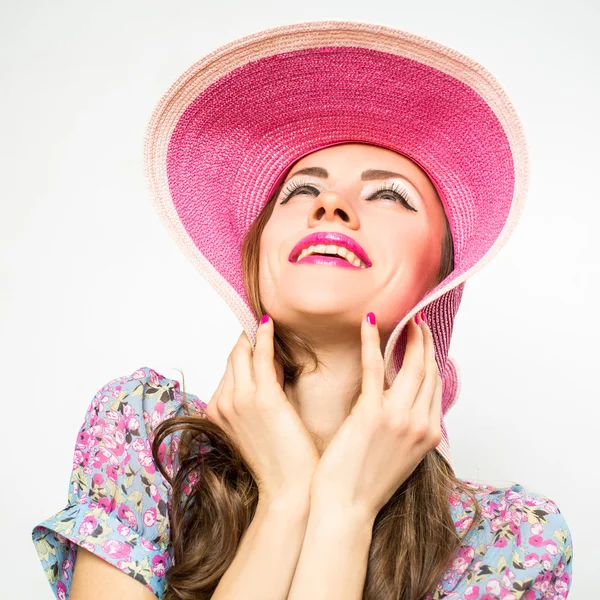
[309, 310, 443, 521]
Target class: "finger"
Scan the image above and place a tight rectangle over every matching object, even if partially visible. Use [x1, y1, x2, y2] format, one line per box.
[359, 312, 384, 408]
[387, 312, 426, 408]
[216, 353, 236, 421]
[430, 376, 443, 436]
[206, 369, 230, 430]
[253, 314, 280, 392]
[411, 314, 439, 425]
[230, 330, 256, 407]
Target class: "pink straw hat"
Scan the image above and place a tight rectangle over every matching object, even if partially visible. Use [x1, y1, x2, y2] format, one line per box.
[143, 20, 529, 469]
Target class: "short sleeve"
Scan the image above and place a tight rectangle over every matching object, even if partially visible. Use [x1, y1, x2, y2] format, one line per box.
[31, 366, 206, 599]
[429, 482, 573, 599]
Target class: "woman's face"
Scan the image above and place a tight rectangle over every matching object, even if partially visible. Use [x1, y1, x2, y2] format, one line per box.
[259, 143, 448, 342]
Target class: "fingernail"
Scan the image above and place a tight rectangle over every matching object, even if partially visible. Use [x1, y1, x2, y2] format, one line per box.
[260, 314, 269, 324]
[414, 312, 420, 325]
[422, 311, 427, 325]
[366, 312, 376, 325]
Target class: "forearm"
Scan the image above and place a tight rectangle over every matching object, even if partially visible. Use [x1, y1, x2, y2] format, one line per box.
[211, 495, 310, 600]
[287, 505, 375, 600]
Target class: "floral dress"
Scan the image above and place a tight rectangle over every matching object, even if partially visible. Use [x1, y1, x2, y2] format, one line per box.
[32, 367, 573, 599]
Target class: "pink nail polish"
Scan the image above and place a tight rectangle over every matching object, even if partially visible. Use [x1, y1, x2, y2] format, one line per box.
[366, 312, 376, 325]
[414, 312, 420, 325]
[260, 314, 269, 324]
[422, 312, 427, 325]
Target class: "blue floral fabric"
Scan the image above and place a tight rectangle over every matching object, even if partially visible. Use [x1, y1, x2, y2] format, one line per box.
[32, 367, 573, 599]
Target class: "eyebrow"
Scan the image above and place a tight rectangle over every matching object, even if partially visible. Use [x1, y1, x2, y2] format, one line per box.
[283, 166, 414, 185]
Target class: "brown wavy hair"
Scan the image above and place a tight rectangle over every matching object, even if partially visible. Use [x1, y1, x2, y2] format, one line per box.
[152, 181, 488, 600]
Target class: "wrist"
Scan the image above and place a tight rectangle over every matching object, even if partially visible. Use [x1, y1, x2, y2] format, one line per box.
[309, 501, 376, 532]
[258, 491, 311, 519]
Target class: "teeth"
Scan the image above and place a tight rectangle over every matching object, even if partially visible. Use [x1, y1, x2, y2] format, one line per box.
[296, 244, 367, 268]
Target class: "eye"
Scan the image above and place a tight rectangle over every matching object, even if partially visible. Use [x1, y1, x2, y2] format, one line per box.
[279, 179, 319, 204]
[367, 182, 417, 211]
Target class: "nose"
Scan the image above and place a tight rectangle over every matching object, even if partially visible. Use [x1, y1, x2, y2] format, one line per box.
[307, 189, 360, 229]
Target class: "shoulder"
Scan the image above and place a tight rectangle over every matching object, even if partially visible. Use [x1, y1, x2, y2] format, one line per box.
[435, 479, 573, 599]
[32, 366, 208, 599]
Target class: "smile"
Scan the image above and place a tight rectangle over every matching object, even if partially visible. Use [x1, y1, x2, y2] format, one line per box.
[294, 254, 366, 269]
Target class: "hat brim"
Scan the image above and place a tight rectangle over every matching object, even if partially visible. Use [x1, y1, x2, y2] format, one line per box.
[144, 20, 529, 466]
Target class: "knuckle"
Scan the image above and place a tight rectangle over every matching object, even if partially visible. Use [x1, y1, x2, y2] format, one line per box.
[430, 427, 443, 446]
[411, 419, 430, 440]
[217, 400, 235, 421]
[388, 413, 409, 435]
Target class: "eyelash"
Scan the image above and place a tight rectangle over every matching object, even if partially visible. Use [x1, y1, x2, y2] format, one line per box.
[279, 179, 417, 211]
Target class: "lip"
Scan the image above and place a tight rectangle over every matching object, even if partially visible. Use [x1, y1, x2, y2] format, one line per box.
[288, 231, 372, 267]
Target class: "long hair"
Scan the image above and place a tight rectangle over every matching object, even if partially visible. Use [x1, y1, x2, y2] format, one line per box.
[152, 182, 487, 600]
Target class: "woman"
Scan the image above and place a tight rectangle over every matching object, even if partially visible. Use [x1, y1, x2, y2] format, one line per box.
[32, 21, 573, 600]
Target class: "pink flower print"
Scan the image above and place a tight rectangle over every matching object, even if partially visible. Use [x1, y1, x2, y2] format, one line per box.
[149, 483, 161, 503]
[505, 489, 524, 503]
[523, 553, 541, 569]
[102, 539, 132, 559]
[117, 524, 131, 537]
[139, 449, 156, 474]
[455, 515, 473, 533]
[531, 522, 544, 535]
[152, 554, 167, 577]
[73, 450, 84, 469]
[554, 559, 566, 577]
[464, 585, 480, 600]
[484, 578, 502, 597]
[501, 567, 516, 586]
[156, 441, 167, 463]
[143, 508, 157, 527]
[106, 463, 119, 484]
[81, 542, 95, 552]
[132, 437, 146, 452]
[98, 496, 117, 513]
[149, 369, 161, 385]
[118, 504, 138, 528]
[98, 393, 111, 406]
[555, 576, 570, 595]
[93, 447, 112, 468]
[186, 470, 199, 486]
[493, 536, 508, 549]
[93, 473, 104, 486]
[141, 537, 158, 551]
[77, 430, 91, 448]
[106, 410, 120, 421]
[126, 416, 140, 431]
[123, 402, 135, 417]
[545, 539, 559, 556]
[56, 581, 67, 600]
[528, 533, 544, 547]
[151, 407, 165, 430]
[79, 516, 98, 537]
[132, 369, 147, 380]
[481, 504, 494, 520]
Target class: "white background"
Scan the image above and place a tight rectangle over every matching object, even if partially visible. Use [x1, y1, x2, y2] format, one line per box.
[1, 0, 597, 597]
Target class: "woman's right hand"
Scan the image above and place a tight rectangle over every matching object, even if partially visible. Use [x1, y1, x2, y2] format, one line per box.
[205, 314, 320, 506]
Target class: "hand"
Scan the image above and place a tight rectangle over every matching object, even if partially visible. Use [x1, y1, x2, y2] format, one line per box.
[308, 311, 443, 521]
[205, 315, 320, 505]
